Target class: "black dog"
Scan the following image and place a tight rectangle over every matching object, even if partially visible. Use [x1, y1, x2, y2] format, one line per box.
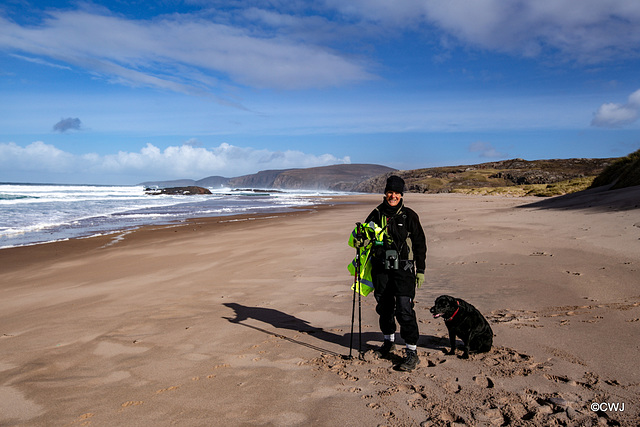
[430, 295, 493, 359]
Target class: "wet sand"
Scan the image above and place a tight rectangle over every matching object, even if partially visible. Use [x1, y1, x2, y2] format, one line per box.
[1, 189, 639, 426]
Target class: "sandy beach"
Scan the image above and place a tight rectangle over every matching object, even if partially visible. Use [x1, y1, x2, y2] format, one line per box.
[1, 189, 639, 426]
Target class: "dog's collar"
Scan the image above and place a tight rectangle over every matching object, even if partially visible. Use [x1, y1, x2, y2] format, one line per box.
[445, 301, 460, 322]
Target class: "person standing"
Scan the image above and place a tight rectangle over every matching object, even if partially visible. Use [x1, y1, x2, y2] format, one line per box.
[352, 175, 427, 371]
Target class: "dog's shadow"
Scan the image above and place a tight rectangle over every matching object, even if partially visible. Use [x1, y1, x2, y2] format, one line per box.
[419, 334, 456, 352]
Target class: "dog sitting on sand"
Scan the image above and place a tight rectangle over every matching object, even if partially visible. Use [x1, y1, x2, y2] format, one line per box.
[430, 295, 493, 359]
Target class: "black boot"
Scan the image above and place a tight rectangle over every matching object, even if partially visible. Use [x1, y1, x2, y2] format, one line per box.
[374, 340, 395, 358]
[395, 349, 419, 371]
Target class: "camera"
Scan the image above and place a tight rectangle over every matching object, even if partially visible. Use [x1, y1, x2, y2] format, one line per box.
[384, 249, 399, 270]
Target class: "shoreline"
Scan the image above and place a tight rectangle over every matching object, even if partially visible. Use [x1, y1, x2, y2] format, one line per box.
[0, 194, 360, 265]
[0, 184, 344, 250]
[1, 192, 638, 425]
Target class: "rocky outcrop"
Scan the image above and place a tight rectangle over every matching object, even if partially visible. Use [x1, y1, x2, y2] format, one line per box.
[486, 158, 615, 185]
[354, 158, 617, 194]
[145, 186, 212, 195]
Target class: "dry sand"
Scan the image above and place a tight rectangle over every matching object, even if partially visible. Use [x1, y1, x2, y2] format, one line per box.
[1, 188, 639, 426]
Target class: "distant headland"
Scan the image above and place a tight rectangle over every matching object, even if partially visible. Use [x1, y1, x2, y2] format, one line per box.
[140, 149, 639, 197]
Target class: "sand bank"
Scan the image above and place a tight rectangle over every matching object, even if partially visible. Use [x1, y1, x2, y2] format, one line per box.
[1, 189, 639, 426]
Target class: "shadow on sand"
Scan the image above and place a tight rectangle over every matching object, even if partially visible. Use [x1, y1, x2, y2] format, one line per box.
[518, 185, 639, 211]
[222, 302, 445, 358]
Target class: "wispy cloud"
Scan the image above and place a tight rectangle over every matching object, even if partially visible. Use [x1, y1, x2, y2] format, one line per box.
[0, 8, 374, 96]
[9, 54, 73, 70]
[0, 141, 350, 183]
[2, 0, 636, 103]
[591, 89, 640, 128]
[331, 0, 640, 63]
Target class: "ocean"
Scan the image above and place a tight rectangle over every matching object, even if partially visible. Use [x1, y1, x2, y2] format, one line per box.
[0, 183, 343, 249]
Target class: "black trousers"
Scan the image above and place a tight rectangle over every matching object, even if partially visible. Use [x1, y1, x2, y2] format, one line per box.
[372, 264, 419, 345]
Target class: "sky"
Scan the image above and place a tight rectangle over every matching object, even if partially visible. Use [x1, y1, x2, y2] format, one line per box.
[1, 0, 639, 185]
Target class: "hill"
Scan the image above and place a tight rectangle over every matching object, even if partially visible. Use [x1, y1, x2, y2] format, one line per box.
[229, 164, 394, 190]
[139, 153, 637, 196]
[354, 157, 619, 196]
[140, 164, 395, 191]
[589, 149, 640, 190]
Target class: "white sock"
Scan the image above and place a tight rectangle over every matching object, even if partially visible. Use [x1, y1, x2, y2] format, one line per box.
[406, 344, 417, 351]
[384, 334, 395, 342]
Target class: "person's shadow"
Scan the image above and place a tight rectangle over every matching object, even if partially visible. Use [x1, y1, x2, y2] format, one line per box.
[222, 302, 443, 358]
[223, 302, 324, 333]
[222, 302, 378, 357]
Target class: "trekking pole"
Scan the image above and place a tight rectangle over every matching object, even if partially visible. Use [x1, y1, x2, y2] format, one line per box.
[358, 260, 362, 358]
[349, 252, 357, 359]
[355, 223, 363, 358]
[348, 222, 362, 360]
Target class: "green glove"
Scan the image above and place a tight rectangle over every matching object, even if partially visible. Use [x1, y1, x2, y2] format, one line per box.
[416, 272, 425, 289]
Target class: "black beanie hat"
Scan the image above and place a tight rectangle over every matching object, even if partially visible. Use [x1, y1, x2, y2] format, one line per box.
[384, 175, 405, 195]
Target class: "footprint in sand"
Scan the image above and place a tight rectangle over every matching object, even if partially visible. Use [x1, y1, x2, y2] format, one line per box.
[530, 251, 553, 257]
[487, 309, 540, 328]
[543, 373, 602, 390]
[68, 412, 95, 425]
[544, 346, 587, 366]
[118, 401, 143, 413]
[121, 401, 143, 408]
[443, 380, 461, 394]
[480, 346, 545, 377]
[203, 363, 230, 378]
[544, 374, 577, 386]
[473, 375, 495, 389]
[156, 386, 180, 394]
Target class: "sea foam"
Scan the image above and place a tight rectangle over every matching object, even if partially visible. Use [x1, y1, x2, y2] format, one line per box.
[0, 184, 339, 248]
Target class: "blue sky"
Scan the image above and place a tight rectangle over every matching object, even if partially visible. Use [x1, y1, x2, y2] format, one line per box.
[1, 0, 639, 185]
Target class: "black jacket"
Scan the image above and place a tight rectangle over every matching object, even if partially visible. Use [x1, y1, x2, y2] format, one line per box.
[365, 198, 427, 272]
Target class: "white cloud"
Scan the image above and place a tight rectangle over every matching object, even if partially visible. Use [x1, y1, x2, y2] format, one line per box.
[0, 141, 350, 184]
[0, 141, 75, 173]
[591, 89, 640, 128]
[469, 141, 508, 159]
[629, 90, 640, 107]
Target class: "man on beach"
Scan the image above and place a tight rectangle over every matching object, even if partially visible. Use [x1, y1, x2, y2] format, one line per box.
[352, 175, 427, 371]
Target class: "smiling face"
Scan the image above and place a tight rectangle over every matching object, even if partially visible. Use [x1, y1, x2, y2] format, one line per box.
[385, 191, 402, 207]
